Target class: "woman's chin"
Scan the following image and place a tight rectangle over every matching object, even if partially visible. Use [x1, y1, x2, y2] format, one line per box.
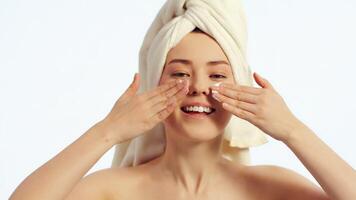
[164, 123, 223, 142]
[181, 126, 223, 142]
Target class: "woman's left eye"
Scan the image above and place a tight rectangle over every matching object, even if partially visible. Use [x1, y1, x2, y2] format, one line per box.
[211, 74, 227, 79]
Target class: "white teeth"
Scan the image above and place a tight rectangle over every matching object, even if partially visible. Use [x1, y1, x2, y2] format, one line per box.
[198, 107, 204, 112]
[183, 106, 213, 113]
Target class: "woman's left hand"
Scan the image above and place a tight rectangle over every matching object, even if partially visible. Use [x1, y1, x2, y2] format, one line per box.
[210, 72, 304, 142]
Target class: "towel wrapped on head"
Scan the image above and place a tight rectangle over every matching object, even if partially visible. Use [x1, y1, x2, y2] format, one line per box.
[111, 0, 268, 168]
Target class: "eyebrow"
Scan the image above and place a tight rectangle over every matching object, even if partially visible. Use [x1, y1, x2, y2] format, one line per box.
[167, 59, 230, 66]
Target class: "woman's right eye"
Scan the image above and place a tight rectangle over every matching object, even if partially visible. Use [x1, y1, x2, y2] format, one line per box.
[171, 72, 190, 77]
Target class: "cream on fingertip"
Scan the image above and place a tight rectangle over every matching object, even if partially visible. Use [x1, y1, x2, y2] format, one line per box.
[211, 82, 222, 94]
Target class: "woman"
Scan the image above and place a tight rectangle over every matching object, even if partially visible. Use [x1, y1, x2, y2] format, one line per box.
[10, 0, 356, 200]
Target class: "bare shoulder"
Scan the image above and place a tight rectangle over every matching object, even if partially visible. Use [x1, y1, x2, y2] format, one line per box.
[94, 166, 146, 199]
[243, 164, 330, 200]
[65, 167, 142, 200]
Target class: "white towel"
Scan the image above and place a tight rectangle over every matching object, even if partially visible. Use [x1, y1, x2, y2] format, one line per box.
[111, 0, 268, 168]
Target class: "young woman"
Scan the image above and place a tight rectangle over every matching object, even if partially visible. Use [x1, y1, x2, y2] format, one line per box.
[10, 1, 356, 200]
[10, 28, 356, 200]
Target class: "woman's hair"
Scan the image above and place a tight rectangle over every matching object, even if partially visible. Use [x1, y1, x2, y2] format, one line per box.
[192, 27, 204, 33]
[191, 27, 217, 42]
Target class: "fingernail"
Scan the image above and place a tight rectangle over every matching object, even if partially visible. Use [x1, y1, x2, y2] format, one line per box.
[214, 82, 222, 87]
[212, 82, 222, 88]
[212, 93, 221, 102]
[211, 82, 222, 94]
[176, 79, 184, 85]
[184, 86, 189, 94]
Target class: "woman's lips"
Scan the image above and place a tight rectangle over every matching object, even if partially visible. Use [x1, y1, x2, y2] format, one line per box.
[180, 109, 215, 119]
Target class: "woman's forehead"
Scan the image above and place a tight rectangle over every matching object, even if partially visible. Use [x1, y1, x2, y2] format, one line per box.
[166, 32, 230, 64]
[165, 58, 232, 72]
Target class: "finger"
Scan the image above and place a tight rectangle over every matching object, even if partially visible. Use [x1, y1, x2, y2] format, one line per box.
[148, 80, 186, 107]
[222, 102, 256, 122]
[118, 73, 140, 104]
[142, 80, 179, 100]
[211, 83, 262, 95]
[212, 93, 258, 115]
[149, 99, 177, 123]
[149, 95, 176, 118]
[149, 83, 188, 115]
[215, 86, 258, 104]
[174, 82, 189, 103]
[254, 72, 275, 90]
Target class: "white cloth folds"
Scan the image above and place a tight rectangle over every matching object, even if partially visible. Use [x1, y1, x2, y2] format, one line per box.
[111, 0, 268, 168]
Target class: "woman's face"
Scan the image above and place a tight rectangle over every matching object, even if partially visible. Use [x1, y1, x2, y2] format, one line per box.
[159, 31, 236, 142]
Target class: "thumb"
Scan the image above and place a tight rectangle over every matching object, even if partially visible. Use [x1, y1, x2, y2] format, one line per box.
[119, 73, 140, 102]
[254, 72, 273, 90]
[129, 72, 140, 93]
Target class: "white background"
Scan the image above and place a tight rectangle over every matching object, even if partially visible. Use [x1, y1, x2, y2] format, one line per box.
[1, 0, 355, 199]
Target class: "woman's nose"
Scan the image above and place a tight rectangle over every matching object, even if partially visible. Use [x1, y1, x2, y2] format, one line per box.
[186, 79, 217, 96]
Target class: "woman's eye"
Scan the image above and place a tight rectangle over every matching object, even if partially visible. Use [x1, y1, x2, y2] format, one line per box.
[171, 73, 226, 79]
[211, 74, 227, 79]
[171, 72, 189, 77]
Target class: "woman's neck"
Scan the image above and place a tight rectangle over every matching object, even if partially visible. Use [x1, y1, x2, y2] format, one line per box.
[154, 133, 225, 195]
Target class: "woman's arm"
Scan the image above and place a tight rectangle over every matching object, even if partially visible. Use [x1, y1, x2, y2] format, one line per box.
[284, 122, 356, 200]
[9, 121, 116, 200]
[211, 73, 356, 200]
[9, 74, 187, 200]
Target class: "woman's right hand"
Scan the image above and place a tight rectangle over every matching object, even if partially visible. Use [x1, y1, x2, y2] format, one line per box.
[100, 73, 189, 144]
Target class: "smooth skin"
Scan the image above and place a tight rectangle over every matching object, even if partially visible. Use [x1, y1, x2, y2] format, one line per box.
[10, 32, 356, 200]
[9, 75, 189, 200]
[10, 72, 355, 200]
[211, 73, 356, 200]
